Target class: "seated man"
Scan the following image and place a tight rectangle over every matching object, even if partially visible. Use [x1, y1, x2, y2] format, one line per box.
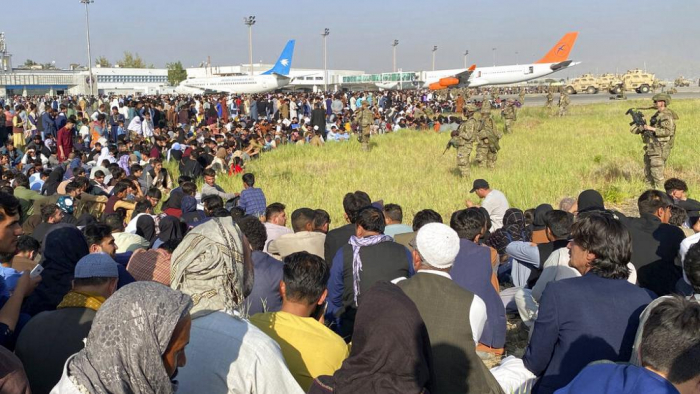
[522, 213, 654, 394]
[201, 168, 237, 201]
[104, 213, 150, 252]
[268, 208, 326, 260]
[250, 252, 349, 391]
[326, 206, 413, 341]
[30, 204, 64, 245]
[450, 208, 507, 356]
[665, 177, 700, 224]
[382, 203, 413, 238]
[235, 215, 283, 315]
[170, 217, 303, 394]
[393, 209, 444, 251]
[238, 173, 267, 218]
[558, 296, 700, 393]
[263, 202, 292, 253]
[397, 223, 503, 394]
[15, 254, 119, 394]
[102, 180, 135, 222]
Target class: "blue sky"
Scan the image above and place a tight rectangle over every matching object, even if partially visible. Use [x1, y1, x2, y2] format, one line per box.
[3, 0, 699, 79]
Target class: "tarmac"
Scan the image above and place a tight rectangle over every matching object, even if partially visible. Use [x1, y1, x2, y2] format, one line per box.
[502, 86, 700, 107]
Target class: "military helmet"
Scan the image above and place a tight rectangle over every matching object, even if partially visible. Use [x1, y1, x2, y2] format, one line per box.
[465, 104, 478, 113]
[361, 101, 369, 107]
[480, 103, 491, 113]
[652, 93, 671, 106]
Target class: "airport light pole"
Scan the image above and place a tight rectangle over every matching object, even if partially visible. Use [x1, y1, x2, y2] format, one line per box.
[492, 47, 496, 67]
[392, 39, 399, 73]
[432, 46, 438, 71]
[243, 16, 256, 76]
[463, 50, 468, 69]
[80, 0, 95, 96]
[322, 28, 329, 92]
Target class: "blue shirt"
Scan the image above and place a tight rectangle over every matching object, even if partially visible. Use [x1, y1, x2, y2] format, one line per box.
[555, 364, 679, 394]
[238, 187, 267, 217]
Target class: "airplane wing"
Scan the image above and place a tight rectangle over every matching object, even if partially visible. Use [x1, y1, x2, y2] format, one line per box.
[428, 64, 476, 90]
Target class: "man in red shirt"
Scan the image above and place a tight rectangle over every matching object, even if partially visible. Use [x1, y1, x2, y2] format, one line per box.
[57, 119, 75, 162]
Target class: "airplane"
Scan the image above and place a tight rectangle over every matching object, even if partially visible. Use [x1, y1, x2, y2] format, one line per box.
[175, 40, 296, 94]
[423, 32, 580, 90]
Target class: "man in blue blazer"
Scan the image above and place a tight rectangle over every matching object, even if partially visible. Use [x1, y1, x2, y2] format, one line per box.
[522, 212, 654, 394]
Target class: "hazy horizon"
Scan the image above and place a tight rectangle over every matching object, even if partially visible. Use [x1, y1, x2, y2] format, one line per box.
[3, 0, 699, 80]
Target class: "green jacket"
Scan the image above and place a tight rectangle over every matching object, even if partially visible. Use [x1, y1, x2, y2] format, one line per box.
[14, 186, 48, 220]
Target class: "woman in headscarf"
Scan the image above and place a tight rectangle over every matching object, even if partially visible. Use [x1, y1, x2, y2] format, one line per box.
[153, 216, 185, 249]
[161, 191, 184, 218]
[180, 196, 205, 227]
[308, 282, 435, 394]
[41, 167, 65, 196]
[136, 214, 158, 247]
[117, 153, 131, 176]
[22, 226, 89, 316]
[486, 208, 531, 256]
[51, 282, 193, 394]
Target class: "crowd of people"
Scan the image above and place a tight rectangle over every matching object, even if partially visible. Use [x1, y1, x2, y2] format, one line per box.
[0, 91, 697, 394]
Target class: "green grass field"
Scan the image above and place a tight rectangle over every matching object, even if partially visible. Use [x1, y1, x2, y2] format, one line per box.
[176, 98, 700, 228]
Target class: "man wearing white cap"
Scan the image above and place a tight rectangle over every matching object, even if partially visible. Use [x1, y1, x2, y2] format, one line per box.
[397, 223, 502, 394]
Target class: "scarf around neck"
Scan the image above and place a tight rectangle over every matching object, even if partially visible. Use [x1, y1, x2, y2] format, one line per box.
[348, 234, 393, 306]
[57, 290, 106, 312]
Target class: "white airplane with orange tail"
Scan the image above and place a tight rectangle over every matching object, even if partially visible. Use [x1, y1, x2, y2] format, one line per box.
[424, 32, 580, 90]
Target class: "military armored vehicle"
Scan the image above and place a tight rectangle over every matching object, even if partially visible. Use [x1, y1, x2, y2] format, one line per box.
[608, 69, 657, 94]
[564, 74, 599, 94]
[674, 76, 692, 87]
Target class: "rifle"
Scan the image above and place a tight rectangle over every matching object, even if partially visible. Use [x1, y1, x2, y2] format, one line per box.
[626, 108, 656, 141]
[443, 131, 459, 155]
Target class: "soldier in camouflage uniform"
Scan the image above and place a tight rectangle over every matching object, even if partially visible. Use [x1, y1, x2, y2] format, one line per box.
[473, 103, 501, 168]
[518, 88, 526, 104]
[501, 99, 517, 134]
[456, 104, 478, 177]
[545, 89, 554, 110]
[631, 93, 678, 188]
[558, 90, 570, 117]
[354, 101, 374, 151]
[424, 104, 435, 122]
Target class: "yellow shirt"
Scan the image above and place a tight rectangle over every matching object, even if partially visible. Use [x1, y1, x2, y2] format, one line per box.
[250, 311, 349, 391]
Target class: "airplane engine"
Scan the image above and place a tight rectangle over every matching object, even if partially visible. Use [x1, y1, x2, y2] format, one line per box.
[438, 77, 460, 87]
[429, 82, 447, 90]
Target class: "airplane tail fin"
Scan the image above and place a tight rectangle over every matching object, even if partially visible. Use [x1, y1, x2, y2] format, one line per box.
[535, 32, 578, 64]
[261, 40, 295, 76]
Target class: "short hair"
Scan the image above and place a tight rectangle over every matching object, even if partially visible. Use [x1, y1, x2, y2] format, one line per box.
[669, 205, 688, 227]
[291, 208, 315, 232]
[159, 238, 182, 254]
[202, 168, 216, 178]
[559, 197, 577, 212]
[202, 195, 223, 212]
[229, 207, 246, 221]
[133, 200, 153, 215]
[640, 296, 700, 384]
[638, 189, 673, 216]
[412, 209, 443, 232]
[103, 213, 124, 232]
[570, 213, 631, 280]
[130, 164, 143, 174]
[282, 252, 330, 305]
[265, 203, 286, 222]
[73, 167, 86, 177]
[94, 170, 106, 178]
[342, 191, 371, 224]
[235, 215, 267, 251]
[146, 188, 162, 200]
[523, 209, 535, 227]
[181, 181, 197, 196]
[242, 173, 255, 187]
[684, 242, 700, 294]
[664, 178, 688, 193]
[543, 210, 574, 240]
[83, 223, 113, 247]
[355, 206, 385, 234]
[65, 181, 80, 194]
[112, 180, 131, 196]
[16, 235, 40, 255]
[450, 208, 485, 241]
[177, 175, 193, 185]
[41, 204, 59, 222]
[313, 209, 330, 231]
[383, 203, 403, 223]
[14, 173, 30, 189]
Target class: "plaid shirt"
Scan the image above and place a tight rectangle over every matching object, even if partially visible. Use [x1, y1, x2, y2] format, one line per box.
[239, 187, 267, 217]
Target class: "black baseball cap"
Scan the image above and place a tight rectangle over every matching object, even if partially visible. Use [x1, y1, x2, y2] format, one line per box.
[470, 179, 489, 193]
